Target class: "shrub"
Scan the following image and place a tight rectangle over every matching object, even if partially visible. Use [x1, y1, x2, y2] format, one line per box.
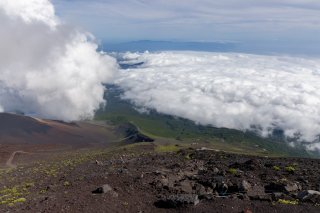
[273, 166, 280, 171]
[285, 166, 295, 173]
[184, 154, 191, 160]
[63, 181, 71, 187]
[278, 199, 298, 205]
[228, 168, 237, 175]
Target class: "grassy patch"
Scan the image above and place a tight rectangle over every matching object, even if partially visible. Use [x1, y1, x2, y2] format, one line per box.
[228, 168, 238, 175]
[273, 166, 280, 171]
[0, 182, 32, 206]
[285, 166, 296, 173]
[184, 153, 191, 160]
[155, 145, 180, 153]
[63, 181, 70, 187]
[278, 199, 299, 205]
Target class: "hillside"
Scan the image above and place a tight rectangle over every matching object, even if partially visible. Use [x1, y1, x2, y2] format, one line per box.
[0, 113, 118, 168]
[95, 85, 318, 158]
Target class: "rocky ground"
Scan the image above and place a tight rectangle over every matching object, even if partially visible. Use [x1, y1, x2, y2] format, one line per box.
[1, 143, 320, 213]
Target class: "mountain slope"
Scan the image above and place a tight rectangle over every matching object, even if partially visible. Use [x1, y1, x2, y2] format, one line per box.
[96, 85, 319, 158]
[0, 113, 118, 167]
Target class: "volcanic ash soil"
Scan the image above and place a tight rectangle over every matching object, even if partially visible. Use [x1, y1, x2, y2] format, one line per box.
[1, 146, 320, 213]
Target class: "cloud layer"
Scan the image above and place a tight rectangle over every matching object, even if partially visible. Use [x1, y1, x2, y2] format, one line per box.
[115, 51, 320, 150]
[0, 0, 117, 120]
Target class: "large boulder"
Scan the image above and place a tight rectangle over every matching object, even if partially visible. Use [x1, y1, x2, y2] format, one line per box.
[297, 190, 320, 203]
[265, 181, 300, 194]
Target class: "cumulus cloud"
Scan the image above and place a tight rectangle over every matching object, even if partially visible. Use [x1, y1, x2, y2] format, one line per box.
[115, 51, 320, 150]
[0, 0, 117, 121]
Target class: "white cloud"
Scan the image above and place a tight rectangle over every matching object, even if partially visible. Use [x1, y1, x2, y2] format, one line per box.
[115, 51, 320, 150]
[0, 0, 117, 121]
[0, 0, 57, 27]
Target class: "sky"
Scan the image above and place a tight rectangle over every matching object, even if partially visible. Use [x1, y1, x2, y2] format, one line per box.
[52, 0, 320, 54]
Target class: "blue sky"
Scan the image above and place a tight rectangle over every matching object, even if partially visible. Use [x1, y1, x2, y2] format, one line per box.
[52, 0, 320, 54]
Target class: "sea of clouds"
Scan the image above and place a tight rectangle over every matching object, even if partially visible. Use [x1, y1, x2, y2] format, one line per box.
[1, 0, 320, 152]
[0, 0, 117, 121]
[115, 51, 320, 150]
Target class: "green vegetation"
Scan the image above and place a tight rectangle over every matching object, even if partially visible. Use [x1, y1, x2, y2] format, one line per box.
[228, 168, 238, 175]
[285, 166, 296, 173]
[0, 149, 118, 207]
[0, 168, 13, 179]
[278, 199, 299, 205]
[39, 189, 47, 194]
[63, 181, 70, 187]
[273, 166, 280, 171]
[155, 145, 180, 153]
[95, 85, 317, 158]
[184, 153, 191, 160]
[0, 182, 32, 206]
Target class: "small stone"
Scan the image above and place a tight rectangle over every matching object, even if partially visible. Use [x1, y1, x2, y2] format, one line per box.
[95, 160, 103, 166]
[240, 180, 251, 192]
[217, 183, 228, 196]
[102, 184, 112, 193]
[92, 184, 111, 194]
[92, 184, 118, 197]
[284, 183, 299, 193]
[247, 185, 265, 197]
[179, 180, 193, 194]
[213, 167, 219, 174]
[196, 184, 207, 196]
[243, 209, 253, 213]
[272, 192, 284, 200]
[117, 168, 128, 174]
[111, 191, 119, 198]
[196, 184, 213, 200]
[183, 171, 198, 180]
[154, 170, 166, 176]
[160, 178, 169, 187]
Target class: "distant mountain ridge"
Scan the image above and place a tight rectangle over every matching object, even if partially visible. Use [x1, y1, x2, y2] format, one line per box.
[102, 40, 320, 56]
[102, 40, 236, 52]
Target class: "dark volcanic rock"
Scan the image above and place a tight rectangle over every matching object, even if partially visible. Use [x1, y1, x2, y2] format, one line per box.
[92, 184, 118, 197]
[265, 182, 300, 194]
[272, 192, 284, 200]
[155, 194, 199, 208]
[297, 190, 320, 203]
[230, 159, 262, 171]
[92, 184, 113, 194]
[249, 194, 272, 202]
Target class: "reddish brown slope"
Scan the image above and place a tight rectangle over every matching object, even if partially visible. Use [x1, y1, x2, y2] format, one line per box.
[0, 113, 118, 167]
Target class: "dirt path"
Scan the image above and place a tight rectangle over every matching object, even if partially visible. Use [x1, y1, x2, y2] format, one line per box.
[6, 151, 31, 168]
